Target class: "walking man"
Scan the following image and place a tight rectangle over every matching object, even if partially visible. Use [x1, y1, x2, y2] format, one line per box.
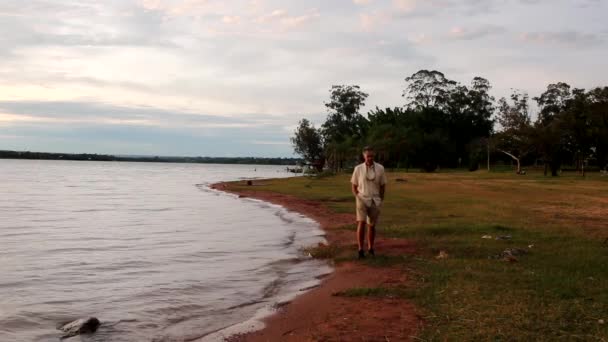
[351, 146, 387, 259]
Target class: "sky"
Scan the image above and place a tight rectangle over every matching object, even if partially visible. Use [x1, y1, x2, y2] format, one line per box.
[0, 0, 606, 157]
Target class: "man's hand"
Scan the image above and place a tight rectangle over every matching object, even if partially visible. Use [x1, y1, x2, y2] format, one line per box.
[352, 184, 359, 197]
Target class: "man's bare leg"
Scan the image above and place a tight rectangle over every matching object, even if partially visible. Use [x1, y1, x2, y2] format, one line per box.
[356, 221, 366, 255]
[367, 224, 376, 252]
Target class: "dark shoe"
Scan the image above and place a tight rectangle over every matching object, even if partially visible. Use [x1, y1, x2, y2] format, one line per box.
[358, 250, 365, 259]
[368, 249, 375, 257]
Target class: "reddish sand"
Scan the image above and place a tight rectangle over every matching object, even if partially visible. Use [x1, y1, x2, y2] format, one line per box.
[211, 183, 422, 341]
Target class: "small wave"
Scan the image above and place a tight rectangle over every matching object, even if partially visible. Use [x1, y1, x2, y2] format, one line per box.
[274, 210, 295, 224]
[225, 300, 265, 311]
[72, 208, 114, 213]
[261, 278, 283, 299]
[128, 207, 174, 212]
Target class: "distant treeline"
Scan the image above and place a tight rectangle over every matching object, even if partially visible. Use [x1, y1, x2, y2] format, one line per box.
[0, 150, 301, 165]
[292, 69, 608, 175]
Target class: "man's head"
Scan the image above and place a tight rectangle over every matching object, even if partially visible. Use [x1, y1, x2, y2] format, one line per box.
[362, 146, 375, 165]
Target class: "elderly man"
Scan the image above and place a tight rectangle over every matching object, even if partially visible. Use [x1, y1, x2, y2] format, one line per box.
[351, 146, 387, 259]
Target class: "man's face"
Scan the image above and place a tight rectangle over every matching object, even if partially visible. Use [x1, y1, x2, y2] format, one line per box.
[363, 151, 374, 165]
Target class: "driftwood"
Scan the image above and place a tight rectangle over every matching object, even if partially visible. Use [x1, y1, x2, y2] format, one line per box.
[57, 317, 100, 339]
[497, 149, 522, 174]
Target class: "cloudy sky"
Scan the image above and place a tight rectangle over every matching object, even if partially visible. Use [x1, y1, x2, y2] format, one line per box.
[0, 0, 606, 157]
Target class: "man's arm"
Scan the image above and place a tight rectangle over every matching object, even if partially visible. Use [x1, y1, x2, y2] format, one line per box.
[351, 167, 359, 197]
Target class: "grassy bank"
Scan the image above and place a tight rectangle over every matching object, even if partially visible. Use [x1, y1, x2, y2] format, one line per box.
[228, 171, 608, 340]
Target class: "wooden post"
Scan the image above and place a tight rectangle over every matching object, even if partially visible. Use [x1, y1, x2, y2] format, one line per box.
[487, 138, 490, 171]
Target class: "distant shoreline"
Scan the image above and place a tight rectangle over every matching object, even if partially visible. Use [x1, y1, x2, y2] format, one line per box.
[0, 150, 301, 166]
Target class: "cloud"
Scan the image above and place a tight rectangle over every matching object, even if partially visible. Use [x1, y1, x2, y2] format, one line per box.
[253, 8, 320, 31]
[0, 100, 287, 128]
[1, 0, 607, 156]
[137, 0, 217, 17]
[519, 31, 604, 47]
[222, 15, 241, 24]
[447, 25, 506, 40]
[0, 100, 297, 156]
[359, 11, 389, 31]
[251, 140, 291, 145]
[393, 0, 418, 13]
[409, 33, 432, 45]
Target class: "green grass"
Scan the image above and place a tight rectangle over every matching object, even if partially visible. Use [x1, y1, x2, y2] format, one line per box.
[399, 223, 608, 341]
[227, 170, 608, 340]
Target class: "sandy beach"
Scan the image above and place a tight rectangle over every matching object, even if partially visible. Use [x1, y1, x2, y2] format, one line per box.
[211, 181, 422, 341]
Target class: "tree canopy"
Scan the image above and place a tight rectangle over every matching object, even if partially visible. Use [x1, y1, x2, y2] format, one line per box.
[292, 70, 608, 175]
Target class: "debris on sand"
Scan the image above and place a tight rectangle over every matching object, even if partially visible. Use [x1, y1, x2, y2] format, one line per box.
[503, 255, 518, 263]
[435, 250, 449, 260]
[489, 248, 529, 262]
[495, 235, 512, 241]
[482, 235, 493, 239]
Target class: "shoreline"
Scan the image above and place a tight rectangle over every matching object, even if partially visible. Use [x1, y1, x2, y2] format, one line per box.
[210, 181, 422, 341]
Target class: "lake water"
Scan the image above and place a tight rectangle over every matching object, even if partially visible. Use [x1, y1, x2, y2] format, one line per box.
[0, 160, 329, 341]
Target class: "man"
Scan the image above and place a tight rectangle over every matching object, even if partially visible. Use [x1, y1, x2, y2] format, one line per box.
[351, 146, 387, 259]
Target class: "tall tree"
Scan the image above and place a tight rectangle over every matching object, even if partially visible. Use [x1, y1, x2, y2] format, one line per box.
[403, 70, 456, 110]
[532, 83, 573, 176]
[587, 87, 608, 170]
[291, 119, 325, 171]
[495, 90, 533, 174]
[444, 77, 495, 167]
[533, 82, 572, 124]
[321, 85, 369, 170]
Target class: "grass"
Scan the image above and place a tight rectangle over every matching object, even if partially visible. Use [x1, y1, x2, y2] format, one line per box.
[227, 170, 608, 341]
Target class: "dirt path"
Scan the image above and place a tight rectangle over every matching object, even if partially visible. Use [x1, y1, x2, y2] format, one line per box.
[211, 183, 422, 342]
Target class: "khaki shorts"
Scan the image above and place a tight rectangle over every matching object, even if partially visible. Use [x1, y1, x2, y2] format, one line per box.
[356, 199, 381, 225]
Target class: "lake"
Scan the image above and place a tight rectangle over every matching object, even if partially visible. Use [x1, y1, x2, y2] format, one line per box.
[0, 160, 329, 341]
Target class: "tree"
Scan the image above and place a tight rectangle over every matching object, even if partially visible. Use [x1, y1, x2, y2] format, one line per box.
[291, 119, 324, 171]
[495, 90, 533, 174]
[403, 70, 457, 110]
[321, 85, 369, 170]
[531, 118, 565, 176]
[497, 91, 531, 130]
[290, 71, 607, 174]
[443, 77, 495, 167]
[533, 82, 572, 124]
[366, 107, 413, 168]
[532, 83, 573, 176]
[587, 87, 608, 170]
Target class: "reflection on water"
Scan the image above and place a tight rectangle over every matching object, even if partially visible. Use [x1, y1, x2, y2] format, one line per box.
[0, 160, 329, 341]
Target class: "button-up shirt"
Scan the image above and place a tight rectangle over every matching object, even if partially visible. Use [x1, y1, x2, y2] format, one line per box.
[351, 162, 387, 207]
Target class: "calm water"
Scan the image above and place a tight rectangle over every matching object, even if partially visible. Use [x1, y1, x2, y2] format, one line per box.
[0, 160, 329, 341]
